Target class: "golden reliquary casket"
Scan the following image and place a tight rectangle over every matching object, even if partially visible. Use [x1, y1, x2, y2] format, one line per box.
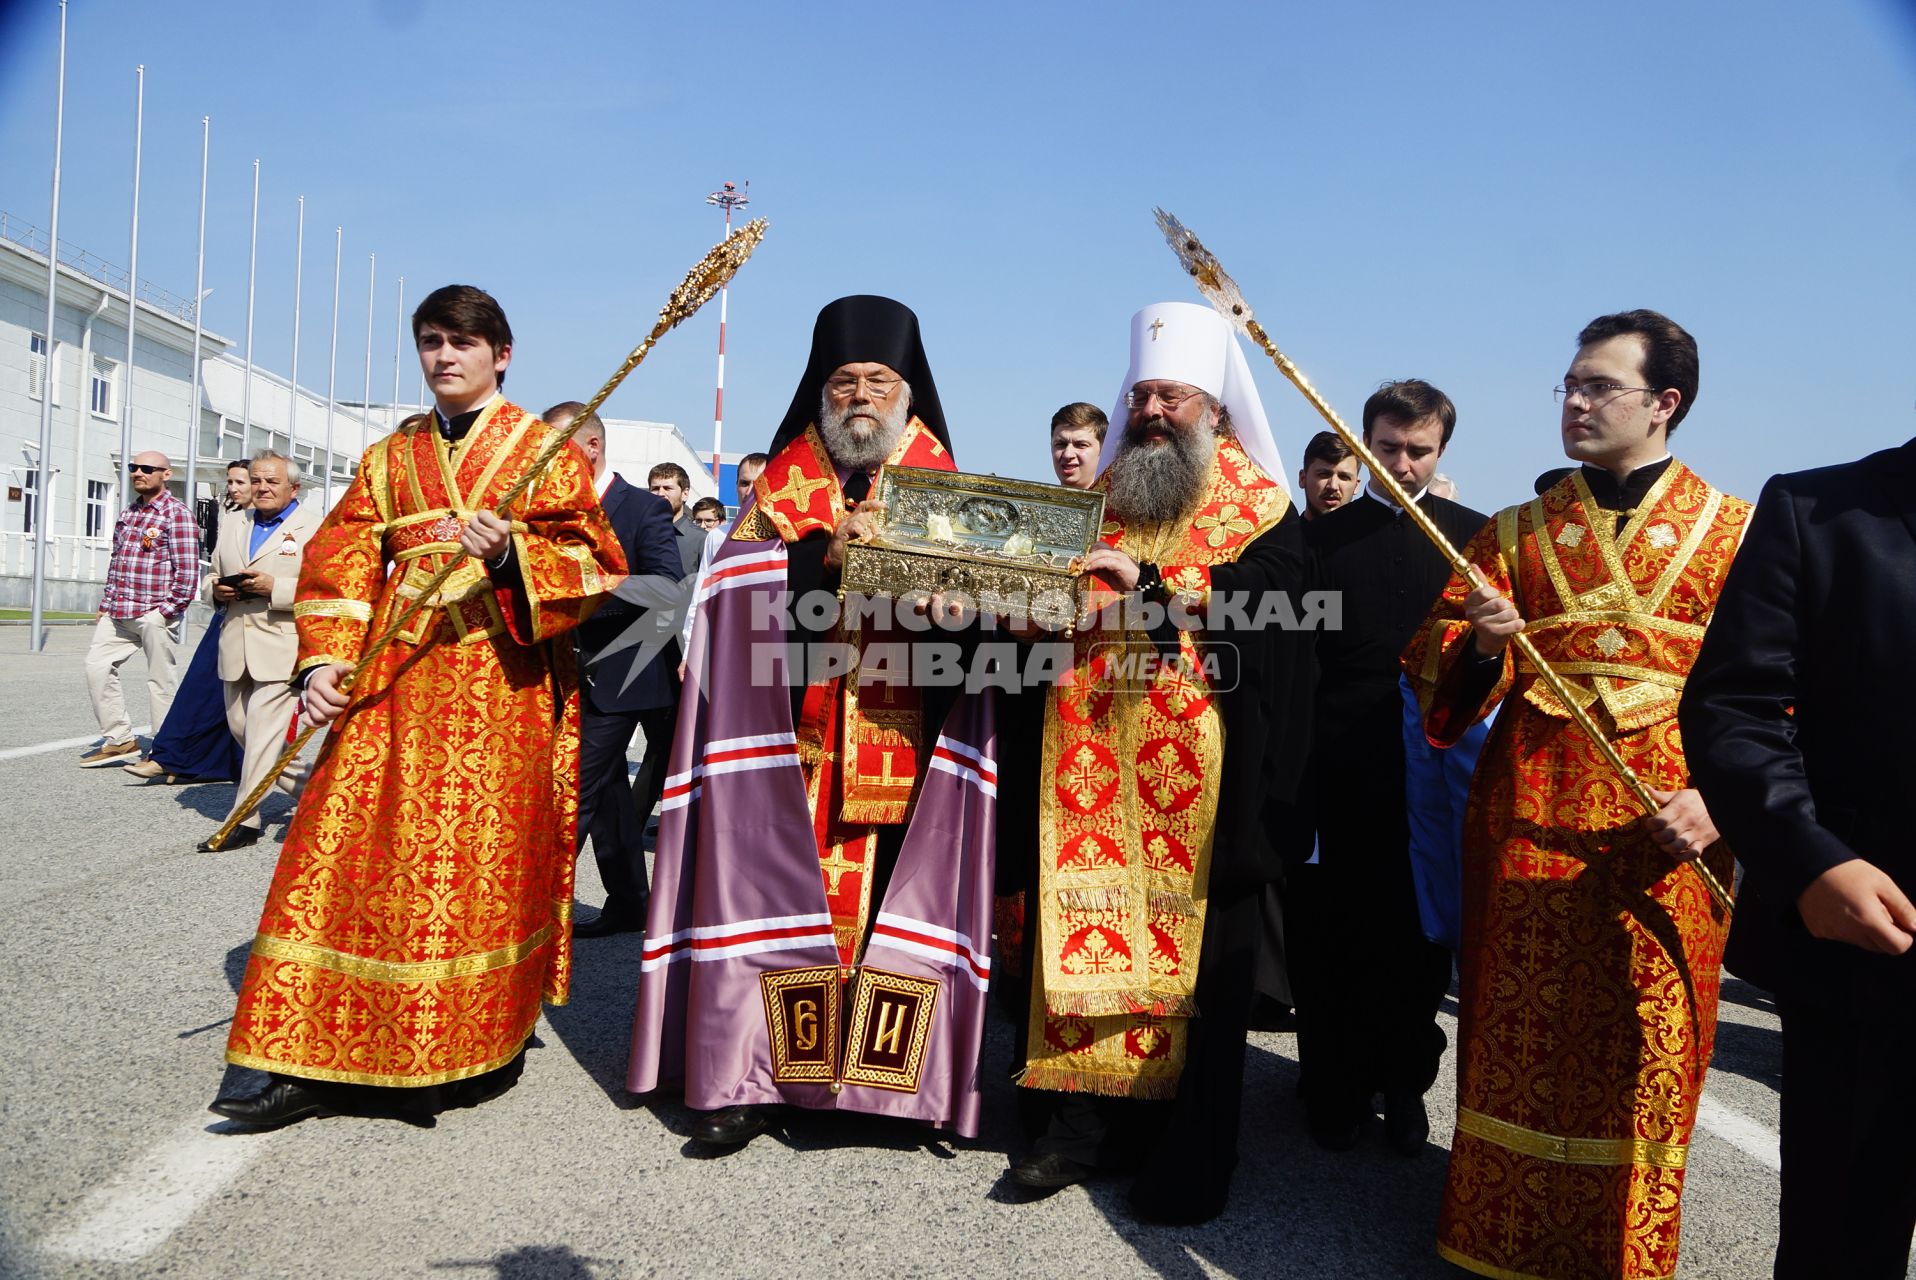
[838, 466, 1107, 633]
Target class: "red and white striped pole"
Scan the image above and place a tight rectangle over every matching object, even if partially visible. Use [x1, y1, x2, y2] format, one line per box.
[705, 180, 749, 486]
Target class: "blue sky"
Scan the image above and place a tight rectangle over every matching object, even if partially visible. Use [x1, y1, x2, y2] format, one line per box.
[2, 0, 1913, 507]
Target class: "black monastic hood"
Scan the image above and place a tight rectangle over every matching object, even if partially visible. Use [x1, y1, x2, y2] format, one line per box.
[766, 295, 951, 458]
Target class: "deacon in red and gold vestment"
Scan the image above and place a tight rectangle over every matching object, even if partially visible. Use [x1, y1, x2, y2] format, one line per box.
[210, 285, 624, 1129]
[1009, 301, 1305, 1225]
[630, 295, 1000, 1149]
[1404, 311, 1748, 1279]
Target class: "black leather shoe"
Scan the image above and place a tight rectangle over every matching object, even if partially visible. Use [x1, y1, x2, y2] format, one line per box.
[209, 1078, 332, 1129]
[1010, 1150, 1094, 1190]
[1307, 1108, 1363, 1152]
[1384, 1090, 1430, 1155]
[690, 1104, 779, 1146]
[572, 909, 644, 939]
[198, 827, 262, 852]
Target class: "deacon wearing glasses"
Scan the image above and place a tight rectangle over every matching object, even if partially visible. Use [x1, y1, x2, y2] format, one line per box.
[80, 451, 201, 767]
[1402, 310, 1751, 1280]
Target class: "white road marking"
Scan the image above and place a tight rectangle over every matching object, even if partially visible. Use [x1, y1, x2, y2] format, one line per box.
[37, 1117, 277, 1262]
[1695, 1091, 1782, 1172]
[0, 728, 152, 763]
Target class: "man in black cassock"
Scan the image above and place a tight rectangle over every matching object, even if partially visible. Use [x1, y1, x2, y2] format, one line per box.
[1283, 379, 1487, 1154]
[1681, 433, 1916, 1279]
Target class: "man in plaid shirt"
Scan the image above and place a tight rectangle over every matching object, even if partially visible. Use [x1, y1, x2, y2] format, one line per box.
[80, 450, 201, 766]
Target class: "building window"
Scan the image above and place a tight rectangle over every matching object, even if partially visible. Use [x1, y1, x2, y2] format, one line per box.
[90, 356, 120, 418]
[22, 470, 38, 535]
[29, 334, 63, 405]
[85, 479, 110, 538]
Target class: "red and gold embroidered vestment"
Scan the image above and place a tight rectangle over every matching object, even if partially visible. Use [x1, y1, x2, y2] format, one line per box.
[1403, 461, 1748, 1280]
[1023, 434, 1288, 1099]
[226, 398, 624, 1087]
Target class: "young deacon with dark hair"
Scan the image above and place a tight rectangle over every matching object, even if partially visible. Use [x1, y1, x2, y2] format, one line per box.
[210, 284, 625, 1128]
[1406, 310, 1749, 1279]
[1284, 379, 1488, 1154]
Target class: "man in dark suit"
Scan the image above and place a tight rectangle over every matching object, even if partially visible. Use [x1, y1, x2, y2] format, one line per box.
[548, 402, 683, 939]
[1285, 379, 1487, 1155]
[1681, 435, 1916, 1279]
[648, 460, 706, 581]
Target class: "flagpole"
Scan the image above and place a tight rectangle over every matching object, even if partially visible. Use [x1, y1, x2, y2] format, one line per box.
[391, 274, 404, 410]
[361, 253, 375, 449]
[240, 159, 259, 448]
[322, 226, 340, 505]
[183, 118, 209, 648]
[287, 196, 303, 461]
[118, 63, 143, 516]
[29, 0, 67, 653]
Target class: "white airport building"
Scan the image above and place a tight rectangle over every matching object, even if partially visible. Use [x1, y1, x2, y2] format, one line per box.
[0, 216, 715, 612]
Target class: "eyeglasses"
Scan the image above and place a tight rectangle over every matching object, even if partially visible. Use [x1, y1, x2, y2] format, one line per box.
[824, 373, 902, 400]
[1125, 385, 1202, 412]
[127, 464, 167, 475]
[1553, 382, 1659, 405]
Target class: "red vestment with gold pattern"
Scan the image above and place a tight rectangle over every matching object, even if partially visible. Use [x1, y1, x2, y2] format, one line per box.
[1403, 461, 1748, 1280]
[225, 398, 624, 1087]
[1023, 433, 1290, 1098]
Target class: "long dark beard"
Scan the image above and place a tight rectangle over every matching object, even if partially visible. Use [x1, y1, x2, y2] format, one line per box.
[1103, 414, 1213, 523]
[818, 387, 911, 471]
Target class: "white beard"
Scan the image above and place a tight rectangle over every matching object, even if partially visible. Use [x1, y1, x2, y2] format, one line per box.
[818, 383, 911, 471]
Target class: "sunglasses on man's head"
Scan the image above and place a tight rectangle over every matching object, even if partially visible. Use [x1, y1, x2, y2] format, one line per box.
[127, 464, 166, 475]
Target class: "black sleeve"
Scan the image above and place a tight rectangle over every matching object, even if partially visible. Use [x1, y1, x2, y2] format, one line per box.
[1680, 476, 1858, 905]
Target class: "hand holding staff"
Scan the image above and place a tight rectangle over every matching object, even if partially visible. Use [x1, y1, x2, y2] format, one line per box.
[204, 218, 770, 850]
[1152, 208, 1731, 915]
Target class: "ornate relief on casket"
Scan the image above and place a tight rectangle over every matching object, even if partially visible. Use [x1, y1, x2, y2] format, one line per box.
[838, 466, 1106, 632]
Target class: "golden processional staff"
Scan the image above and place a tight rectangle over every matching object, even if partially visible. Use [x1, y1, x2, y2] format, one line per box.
[1153, 209, 1732, 916]
[203, 219, 770, 851]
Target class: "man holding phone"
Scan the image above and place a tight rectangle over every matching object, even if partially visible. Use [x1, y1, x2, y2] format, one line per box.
[199, 450, 323, 849]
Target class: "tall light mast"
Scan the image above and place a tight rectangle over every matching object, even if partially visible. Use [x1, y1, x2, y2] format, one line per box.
[704, 180, 749, 486]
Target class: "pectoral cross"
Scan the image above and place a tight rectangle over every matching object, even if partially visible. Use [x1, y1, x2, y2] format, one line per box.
[1148, 318, 1165, 341]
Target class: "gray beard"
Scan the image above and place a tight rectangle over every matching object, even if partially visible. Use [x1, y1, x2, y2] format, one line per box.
[1102, 415, 1213, 524]
[818, 386, 911, 471]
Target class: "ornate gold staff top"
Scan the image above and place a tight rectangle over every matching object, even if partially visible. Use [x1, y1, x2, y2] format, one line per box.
[1152, 209, 1731, 915]
[203, 218, 770, 851]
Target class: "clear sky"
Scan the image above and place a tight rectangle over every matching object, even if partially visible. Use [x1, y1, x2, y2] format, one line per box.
[2, 0, 1913, 507]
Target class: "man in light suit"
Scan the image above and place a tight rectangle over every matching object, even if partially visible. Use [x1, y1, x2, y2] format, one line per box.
[1682, 433, 1916, 1279]
[198, 450, 323, 850]
[550, 403, 682, 938]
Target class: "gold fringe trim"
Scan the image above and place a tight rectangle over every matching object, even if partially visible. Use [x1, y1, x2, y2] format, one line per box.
[1055, 886, 1129, 912]
[1015, 1062, 1180, 1101]
[249, 925, 553, 985]
[1147, 890, 1198, 918]
[1456, 1107, 1688, 1170]
[1039, 992, 1198, 1019]
[226, 1032, 534, 1090]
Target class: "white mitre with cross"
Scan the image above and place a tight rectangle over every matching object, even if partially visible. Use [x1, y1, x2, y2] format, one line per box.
[1100, 300, 1286, 487]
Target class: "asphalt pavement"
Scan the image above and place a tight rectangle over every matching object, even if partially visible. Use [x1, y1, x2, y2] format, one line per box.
[0, 626, 1841, 1279]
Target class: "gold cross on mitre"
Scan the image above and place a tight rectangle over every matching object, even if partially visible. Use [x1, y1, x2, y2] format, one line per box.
[1148, 317, 1166, 341]
[765, 464, 833, 511]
